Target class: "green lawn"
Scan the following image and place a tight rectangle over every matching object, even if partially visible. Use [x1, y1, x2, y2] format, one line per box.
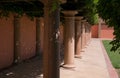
[102, 40, 120, 69]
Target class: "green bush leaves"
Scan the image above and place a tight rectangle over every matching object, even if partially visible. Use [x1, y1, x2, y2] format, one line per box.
[97, 0, 120, 51]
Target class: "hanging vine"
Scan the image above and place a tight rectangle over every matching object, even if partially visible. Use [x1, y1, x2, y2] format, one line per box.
[0, 1, 44, 18]
[76, 0, 99, 25]
[60, 0, 99, 25]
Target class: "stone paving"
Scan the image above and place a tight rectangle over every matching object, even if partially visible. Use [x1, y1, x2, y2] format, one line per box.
[0, 38, 118, 78]
[60, 38, 117, 78]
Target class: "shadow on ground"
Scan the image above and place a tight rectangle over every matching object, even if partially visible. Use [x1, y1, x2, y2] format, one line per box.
[0, 56, 43, 78]
[0, 43, 64, 78]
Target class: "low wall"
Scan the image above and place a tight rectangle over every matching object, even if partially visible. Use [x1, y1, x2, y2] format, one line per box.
[91, 24, 114, 39]
[100, 24, 114, 39]
[91, 25, 98, 38]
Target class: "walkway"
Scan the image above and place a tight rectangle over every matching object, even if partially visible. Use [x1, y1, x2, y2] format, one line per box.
[0, 38, 118, 78]
[60, 38, 118, 78]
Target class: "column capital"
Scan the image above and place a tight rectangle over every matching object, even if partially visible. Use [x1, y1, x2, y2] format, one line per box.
[81, 19, 87, 23]
[75, 16, 83, 21]
[85, 22, 89, 26]
[36, 17, 43, 19]
[62, 10, 78, 17]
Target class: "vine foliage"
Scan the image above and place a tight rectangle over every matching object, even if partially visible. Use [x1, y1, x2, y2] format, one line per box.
[0, 1, 44, 18]
[61, 0, 98, 25]
[77, 0, 99, 25]
[97, 0, 120, 52]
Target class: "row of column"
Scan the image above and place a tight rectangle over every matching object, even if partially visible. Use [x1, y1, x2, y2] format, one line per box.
[43, 2, 92, 77]
[62, 10, 92, 68]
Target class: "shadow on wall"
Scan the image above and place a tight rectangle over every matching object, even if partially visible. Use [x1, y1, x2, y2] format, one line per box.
[0, 15, 14, 69]
[0, 14, 65, 70]
[0, 14, 38, 70]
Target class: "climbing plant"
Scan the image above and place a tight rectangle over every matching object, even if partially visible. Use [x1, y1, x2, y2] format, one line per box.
[0, 1, 44, 18]
[0, 0, 99, 25]
[60, 0, 99, 25]
[77, 0, 99, 25]
[97, 0, 120, 52]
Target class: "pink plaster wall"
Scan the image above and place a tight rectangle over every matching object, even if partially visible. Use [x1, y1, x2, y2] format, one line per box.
[0, 16, 14, 69]
[91, 24, 114, 39]
[91, 25, 98, 38]
[40, 18, 44, 53]
[19, 16, 36, 60]
[100, 24, 114, 39]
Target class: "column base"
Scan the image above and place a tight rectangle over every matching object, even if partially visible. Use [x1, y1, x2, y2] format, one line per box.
[81, 49, 85, 52]
[87, 41, 91, 44]
[75, 55, 82, 58]
[62, 64, 75, 69]
[85, 45, 88, 48]
[87, 42, 89, 45]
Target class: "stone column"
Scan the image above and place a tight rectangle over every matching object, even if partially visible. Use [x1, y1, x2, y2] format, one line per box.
[14, 15, 21, 63]
[81, 20, 86, 51]
[98, 18, 102, 38]
[36, 18, 40, 55]
[85, 22, 89, 46]
[88, 23, 91, 44]
[36, 17, 44, 55]
[43, 1, 60, 78]
[62, 11, 77, 68]
[84, 22, 87, 47]
[88, 23, 91, 43]
[89, 25, 92, 42]
[75, 16, 83, 58]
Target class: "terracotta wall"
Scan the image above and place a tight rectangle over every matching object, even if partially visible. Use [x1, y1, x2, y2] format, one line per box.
[40, 18, 44, 53]
[91, 25, 98, 38]
[0, 15, 43, 69]
[91, 24, 114, 39]
[0, 15, 64, 69]
[100, 24, 114, 39]
[0, 16, 14, 69]
[19, 16, 36, 60]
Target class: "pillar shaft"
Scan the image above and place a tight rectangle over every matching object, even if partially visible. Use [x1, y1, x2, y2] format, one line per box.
[89, 25, 92, 41]
[84, 22, 87, 46]
[75, 16, 83, 58]
[87, 23, 91, 44]
[14, 15, 21, 63]
[36, 17, 44, 55]
[43, 1, 60, 78]
[85, 22, 89, 45]
[81, 20, 86, 51]
[36, 18, 40, 54]
[62, 11, 77, 68]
